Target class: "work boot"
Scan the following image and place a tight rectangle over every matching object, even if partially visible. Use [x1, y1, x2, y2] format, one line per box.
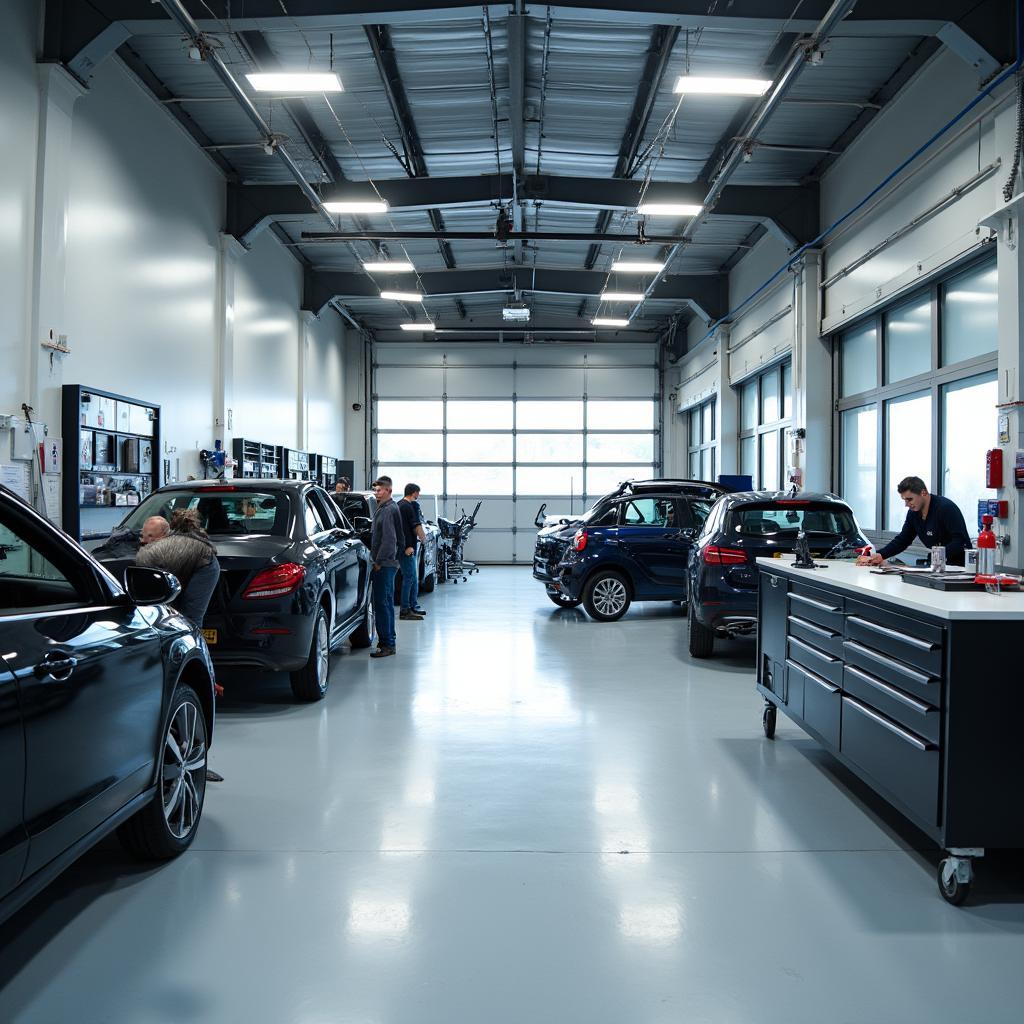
[399, 609, 424, 620]
[370, 647, 396, 658]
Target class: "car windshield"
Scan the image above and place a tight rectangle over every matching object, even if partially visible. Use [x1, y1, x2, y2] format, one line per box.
[116, 490, 290, 536]
[729, 503, 861, 543]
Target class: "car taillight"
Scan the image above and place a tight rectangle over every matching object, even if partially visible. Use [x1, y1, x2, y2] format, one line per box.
[703, 545, 747, 565]
[574, 529, 587, 552]
[242, 563, 306, 600]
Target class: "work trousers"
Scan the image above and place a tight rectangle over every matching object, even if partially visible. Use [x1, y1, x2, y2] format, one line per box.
[400, 549, 419, 611]
[372, 565, 398, 650]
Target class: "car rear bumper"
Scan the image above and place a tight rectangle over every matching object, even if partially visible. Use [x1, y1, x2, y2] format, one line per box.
[201, 611, 313, 672]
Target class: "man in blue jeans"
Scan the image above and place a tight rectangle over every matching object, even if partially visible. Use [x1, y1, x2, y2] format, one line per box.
[398, 483, 428, 620]
[369, 475, 403, 658]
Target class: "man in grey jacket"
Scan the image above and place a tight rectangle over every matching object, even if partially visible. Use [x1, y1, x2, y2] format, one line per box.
[369, 475, 403, 658]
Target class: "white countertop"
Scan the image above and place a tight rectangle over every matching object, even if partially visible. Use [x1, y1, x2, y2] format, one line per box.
[756, 557, 1024, 621]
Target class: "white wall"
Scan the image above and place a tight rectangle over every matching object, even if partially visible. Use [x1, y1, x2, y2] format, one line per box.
[64, 56, 223, 476]
[0, 0, 40, 415]
[3, 16, 353, 525]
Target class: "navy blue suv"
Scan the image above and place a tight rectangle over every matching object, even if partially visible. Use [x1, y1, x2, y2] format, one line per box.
[535, 480, 727, 621]
[686, 491, 868, 658]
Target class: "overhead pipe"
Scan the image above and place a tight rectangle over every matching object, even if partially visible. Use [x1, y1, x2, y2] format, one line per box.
[154, 0, 336, 230]
[626, 0, 859, 324]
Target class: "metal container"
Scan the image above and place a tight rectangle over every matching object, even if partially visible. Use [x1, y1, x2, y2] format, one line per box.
[978, 545, 996, 576]
[930, 545, 946, 573]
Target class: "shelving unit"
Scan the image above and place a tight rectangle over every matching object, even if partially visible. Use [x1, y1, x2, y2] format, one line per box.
[232, 438, 283, 479]
[61, 385, 161, 541]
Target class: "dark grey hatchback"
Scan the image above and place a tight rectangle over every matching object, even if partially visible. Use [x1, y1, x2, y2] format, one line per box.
[686, 491, 868, 658]
[0, 484, 216, 925]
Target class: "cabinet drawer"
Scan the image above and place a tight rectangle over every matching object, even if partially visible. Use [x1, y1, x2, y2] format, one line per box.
[782, 658, 804, 714]
[787, 587, 844, 632]
[787, 634, 843, 686]
[840, 696, 940, 826]
[842, 639, 942, 708]
[787, 614, 843, 658]
[842, 664, 941, 746]
[788, 659, 840, 748]
[845, 607, 943, 677]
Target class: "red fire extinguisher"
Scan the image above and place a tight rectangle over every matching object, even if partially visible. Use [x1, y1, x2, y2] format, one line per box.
[975, 514, 997, 583]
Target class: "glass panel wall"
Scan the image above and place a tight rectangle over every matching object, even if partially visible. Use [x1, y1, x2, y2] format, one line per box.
[841, 406, 877, 530]
[735, 362, 791, 490]
[685, 397, 716, 483]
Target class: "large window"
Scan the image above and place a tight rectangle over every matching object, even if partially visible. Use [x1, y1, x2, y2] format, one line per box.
[736, 361, 792, 491]
[686, 397, 716, 482]
[373, 397, 657, 502]
[836, 254, 997, 542]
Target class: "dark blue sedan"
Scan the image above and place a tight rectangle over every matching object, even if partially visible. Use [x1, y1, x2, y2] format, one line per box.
[542, 480, 725, 621]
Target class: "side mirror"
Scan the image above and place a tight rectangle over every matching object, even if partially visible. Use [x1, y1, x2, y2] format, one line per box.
[352, 516, 372, 534]
[124, 565, 181, 605]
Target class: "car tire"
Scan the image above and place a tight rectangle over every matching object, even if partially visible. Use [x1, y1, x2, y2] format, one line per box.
[582, 571, 631, 622]
[547, 588, 581, 609]
[349, 598, 375, 649]
[290, 606, 331, 701]
[420, 568, 436, 593]
[688, 611, 714, 658]
[118, 683, 208, 860]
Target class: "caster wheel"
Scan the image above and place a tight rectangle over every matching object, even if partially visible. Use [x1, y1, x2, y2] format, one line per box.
[938, 858, 972, 906]
[762, 705, 777, 739]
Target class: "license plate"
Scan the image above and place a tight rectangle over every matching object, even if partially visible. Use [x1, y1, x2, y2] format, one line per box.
[202, 629, 218, 645]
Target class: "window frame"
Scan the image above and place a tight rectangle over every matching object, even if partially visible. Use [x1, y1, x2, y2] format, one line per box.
[735, 361, 792, 491]
[833, 252, 997, 547]
[685, 396, 717, 483]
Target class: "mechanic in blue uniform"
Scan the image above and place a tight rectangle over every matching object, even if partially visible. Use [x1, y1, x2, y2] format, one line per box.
[858, 475, 972, 567]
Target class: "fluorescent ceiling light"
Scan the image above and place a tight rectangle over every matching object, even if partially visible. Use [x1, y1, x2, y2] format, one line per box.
[362, 261, 414, 273]
[600, 292, 645, 302]
[592, 318, 630, 327]
[502, 303, 531, 322]
[246, 72, 343, 93]
[325, 200, 388, 214]
[637, 203, 703, 217]
[610, 260, 665, 273]
[400, 322, 437, 331]
[380, 291, 423, 302]
[673, 75, 771, 96]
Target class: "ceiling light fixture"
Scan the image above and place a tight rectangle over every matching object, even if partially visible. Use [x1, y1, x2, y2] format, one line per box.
[636, 203, 703, 217]
[362, 261, 414, 273]
[502, 302, 531, 322]
[400, 322, 437, 331]
[673, 75, 771, 96]
[600, 291, 645, 302]
[380, 291, 423, 302]
[592, 318, 630, 327]
[246, 72, 343, 93]
[325, 200, 388, 214]
[610, 260, 665, 273]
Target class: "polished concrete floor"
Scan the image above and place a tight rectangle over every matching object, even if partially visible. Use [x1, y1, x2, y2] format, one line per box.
[2, 567, 1023, 1022]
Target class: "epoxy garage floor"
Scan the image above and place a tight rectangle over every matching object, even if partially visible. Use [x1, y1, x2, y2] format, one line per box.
[2, 568, 1023, 1022]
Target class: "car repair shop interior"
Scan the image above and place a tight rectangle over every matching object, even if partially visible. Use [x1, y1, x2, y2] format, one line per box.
[1, 0, 1024, 1020]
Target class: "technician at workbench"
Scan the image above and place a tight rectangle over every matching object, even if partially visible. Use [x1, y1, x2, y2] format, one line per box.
[857, 475, 972, 567]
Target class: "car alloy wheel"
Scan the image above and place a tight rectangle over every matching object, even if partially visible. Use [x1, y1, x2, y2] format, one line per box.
[315, 613, 330, 692]
[163, 699, 207, 840]
[592, 576, 627, 616]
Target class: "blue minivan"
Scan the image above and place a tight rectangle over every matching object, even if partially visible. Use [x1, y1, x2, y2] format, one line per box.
[537, 480, 726, 621]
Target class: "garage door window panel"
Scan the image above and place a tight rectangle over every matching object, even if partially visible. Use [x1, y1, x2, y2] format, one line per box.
[447, 401, 513, 430]
[447, 434, 514, 462]
[376, 434, 444, 463]
[588, 400, 655, 430]
[517, 434, 583, 462]
[517, 466, 585, 495]
[446, 467, 514, 495]
[377, 401, 443, 431]
[517, 401, 583, 430]
[587, 434, 654, 463]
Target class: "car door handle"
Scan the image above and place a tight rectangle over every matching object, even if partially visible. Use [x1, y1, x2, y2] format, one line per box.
[34, 654, 77, 680]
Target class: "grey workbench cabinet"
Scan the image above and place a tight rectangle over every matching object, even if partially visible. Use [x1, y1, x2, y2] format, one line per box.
[755, 558, 1024, 905]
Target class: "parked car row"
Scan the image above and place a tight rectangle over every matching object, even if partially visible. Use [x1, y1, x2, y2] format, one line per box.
[534, 479, 868, 658]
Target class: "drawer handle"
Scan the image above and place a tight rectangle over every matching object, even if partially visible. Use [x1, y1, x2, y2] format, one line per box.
[842, 696, 933, 751]
[790, 593, 840, 613]
[787, 658, 839, 694]
[847, 616, 937, 651]
[787, 614, 836, 639]
[843, 640, 934, 685]
[845, 665, 932, 715]
[789, 635, 839, 663]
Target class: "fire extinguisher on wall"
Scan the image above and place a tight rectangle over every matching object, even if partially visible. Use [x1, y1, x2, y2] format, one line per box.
[986, 449, 1003, 488]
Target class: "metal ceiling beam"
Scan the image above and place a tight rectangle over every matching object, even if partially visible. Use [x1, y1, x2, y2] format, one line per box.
[584, 24, 679, 272]
[235, 30, 347, 186]
[227, 177, 817, 244]
[364, 24, 457, 269]
[302, 229, 687, 243]
[302, 266, 726, 320]
[507, 12, 528, 264]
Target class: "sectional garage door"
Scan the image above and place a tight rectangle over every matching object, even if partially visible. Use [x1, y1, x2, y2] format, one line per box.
[372, 345, 662, 563]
